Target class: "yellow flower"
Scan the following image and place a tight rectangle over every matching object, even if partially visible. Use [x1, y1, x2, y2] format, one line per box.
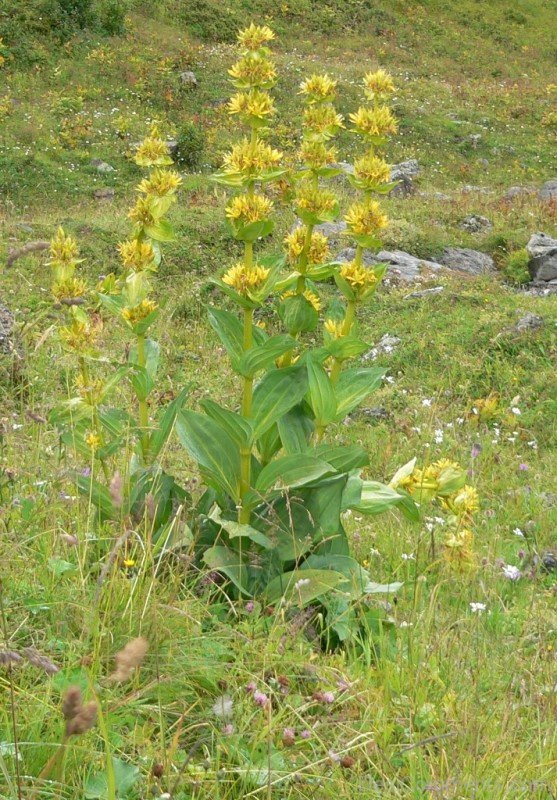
[349, 105, 398, 138]
[137, 169, 182, 197]
[299, 74, 337, 103]
[353, 153, 391, 188]
[363, 69, 396, 100]
[303, 104, 344, 137]
[295, 185, 337, 217]
[123, 558, 136, 568]
[237, 23, 275, 51]
[281, 288, 321, 311]
[345, 198, 388, 236]
[222, 138, 282, 176]
[299, 140, 337, 170]
[49, 227, 80, 267]
[222, 262, 270, 296]
[134, 135, 172, 167]
[85, 431, 101, 451]
[128, 197, 157, 227]
[118, 240, 157, 272]
[443, 528, 475, 571]
[324, 318, 344, 338]
[75, 374, 104, 402]
[226, 194, 274, 224]
[228, 89, 275, 121]
[340, 261, 379, 295]
[52, 277, 88, 302]
[122, 299, 158, 324]
[445, 485, 479, 518]
[59, 318, 99, 350]
[284, 227, 330, 264]
[228, 56, 277, 88]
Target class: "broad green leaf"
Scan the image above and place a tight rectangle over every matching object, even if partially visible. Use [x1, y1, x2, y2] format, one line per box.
[129, 365, 153, 402]
[207, 307, 266, 363]
[129, 337, 160, 381]
[84, 757, 139, 799]
[145, 218, 175, 242]
[200, 399, 253, 448]
[209, 508, 273, 549]
[389, 457, 417, 489]
[264, 568, 344, 606]
[278, 294, 319, 335]
[334, 367, 385, 420]
[347, 480, 405, 515]
[203, 545, 251, 596]
[307, 357, 336, 426]
[325, 335, 369, 361]
[236, 334, 297, 378]
[256, 423, 282, 465]
[76, 475, 114, 520]
[314, 443, 369, 472]
[255, 454, 336, 493]
[251, 366, 308, 438]
[176, 411, 241, 500]
[149, 385, 190, 459]
[299, 474, 348, 540]
[277, 405, 313, 454]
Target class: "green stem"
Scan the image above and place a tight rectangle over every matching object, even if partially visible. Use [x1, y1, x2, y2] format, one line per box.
[136, 333, 150, 461]
[239, 307, 254, 524]
[79, 357, 110, 480]
[330, 300, 356, 387]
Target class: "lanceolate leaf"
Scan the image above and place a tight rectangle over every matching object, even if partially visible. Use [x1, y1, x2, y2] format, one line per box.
[149, 385, 190, 459]
[176, 411, 241, 500]
[251, 366, 308, 438]
[207, 306, 266, 363]
[236, 335, 297, 378]
[264, 568, 344, 606]
[334, 367, 385, 420]
[307, 357, 337, 427]
[346, 479, 406, 515]
[314, 443, 369, 472]
[255, 454, 336, 493]
[200, 399, 253, 448]
[277, 406, 313, 454]
[209, 508, 273, 549]
[203, 545, 251, 596]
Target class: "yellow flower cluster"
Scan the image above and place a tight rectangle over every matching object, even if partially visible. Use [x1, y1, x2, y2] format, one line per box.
[443, 528, 475, 571]
[345, 198, 388, 236]
[134, 133, 172, 168]
[128, 197, 156, 227]
[222, 262, 270, 296]
[295, 185, 337, 217]
[137, 168, 182, 197]
[281, 288, 321, 311]
[299, 140, 337, 170]
[226, 194, 274, 224]
[228, 55, 277, 89]
[237, 23, 275, 51]
[284, 227, 330, 264]
[228, 89, 276, 121]
[349, 105, 398, 138]
[339, 261, 379, 296]
[363, 69, 396, 100]
[303, 104, 344, 138]
[85, 431, 102, 451]
[443, 484, 480, 519]
[49, 227, 80, 268]
[353, 153, 391, 188]
[52, 277, 88, 302]
[299, 74, 337, 103]
[324, 318, 345, 338]
[223, 138, 283, 176]
[118, 240, 157, 272]
[122, 299, 158, 324]
[59, 317, 99, 351]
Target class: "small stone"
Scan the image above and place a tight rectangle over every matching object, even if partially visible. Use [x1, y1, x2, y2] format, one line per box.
[526, 232, 557, 282]
[541, 552, 557, 572]
[93, 187, 115, 200]
[404, 286, 444, 299]
[503, 186, 533, 201]
[514, 312, 544, 333]
[179, 70, 198, 87]
[459, 214, 492, 233]
[90, 158, 115, 173]
[440, 247, 495, 275]
[314, 220, 347, 239]
[468, 133, 482, 148]
[362, 334, 401, 361]
[538, 180, 557, 201]
[390, 160, 419, 198]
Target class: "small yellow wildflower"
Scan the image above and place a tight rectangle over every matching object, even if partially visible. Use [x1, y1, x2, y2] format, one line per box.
[281, 288, 321, 311]
[52, 277, 88, 302]
[363, 69, 396, 99]
[299, 140, 337, 170]
[349, 105, 398, 137]
[345, 198, 388, 236]
[353, 153, 391, 188]
[237, 23, 275, 51]
[226, 194, 274, 224]
[299, 74, 337, 103]
[222, 262, 270, 296]
[228, 56, 277, 88]
[340, 261, 379, 296]
[123, 558, 136, 569]
[446, 485, 480, 517]
[128, 198, 157, 227]
[228, 89, 275, 121]
[324, 318, 345, 339]
[122, 299, 158, 324]
[85, 431, 102, 451]
[118, 240, 157, 272]
[284, 227, 330, 264]
[222, 138, 282, 175]
[49, 227, 80, 267]
[75, 374, 104, 402]
[137, 168, 182, 197]
[134, 135, 172, 167]
[303, 104, 344, 137]
[443, 528, 475, 571]
[295, 185, 337, 217]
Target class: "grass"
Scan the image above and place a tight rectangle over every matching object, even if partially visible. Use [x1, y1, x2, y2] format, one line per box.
[1, 1, 557, 798]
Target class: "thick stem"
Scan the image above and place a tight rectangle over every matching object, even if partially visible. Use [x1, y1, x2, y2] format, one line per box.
[330, 300, 356, 386]
[136, 333, 150, 461]
[239, 307, 254, 523]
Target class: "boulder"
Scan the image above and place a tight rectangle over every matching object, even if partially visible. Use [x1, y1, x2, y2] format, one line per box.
[503, 186, 533, 201]
[440, 247, 495, 275]
[404, 286, 444, 299]
[94, 187, 115, 200]
[315, 220, 347, 240]
[538, 180, 557, 201]
[337, 247, 442, 282]
[459, 214, 492, 233]
[390, 159, 419, 198]
[526, 233, 557, 282]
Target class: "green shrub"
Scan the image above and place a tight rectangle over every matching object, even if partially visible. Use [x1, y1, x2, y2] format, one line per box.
[503, 248, 531, 285]
[173, 122, 205, 170]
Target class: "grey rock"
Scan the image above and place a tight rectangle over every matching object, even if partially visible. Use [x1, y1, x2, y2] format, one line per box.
[362, 334, 401, 361]
[314, 220, 347, 240]
[541, 552, 557, 572]
[93, 187, 115, 200]
[459, 214, 492, 233]
[404, 286, 445, 299]
[179, 70, 198, 87]
[468, 133, 482, 148]
[358, 406, 391, 421]
[0, 301, 15, 355]
[503, 185, 533, 201]
[391, 159, 420, 180]
[332, 161, 354, 175]
[514, 312, 544, 333]
[440, 247, 495, 275]
[461, 185, 493, 195]
[375, 249, 443, 281]
[91, 158, 115, 174]
[526, 232, 557, 282]
[538, 180, 557, 201]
